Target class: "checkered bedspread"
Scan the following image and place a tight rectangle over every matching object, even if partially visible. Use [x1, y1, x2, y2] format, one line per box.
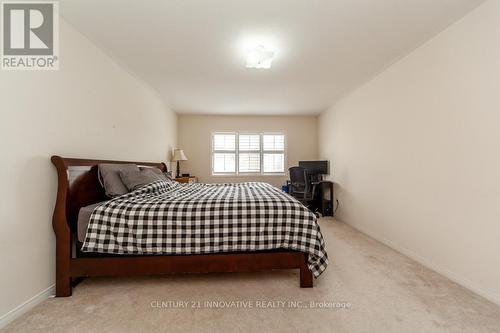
[82, 181, 328, 277]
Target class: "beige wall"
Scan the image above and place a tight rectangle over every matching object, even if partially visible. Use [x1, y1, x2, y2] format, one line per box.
[0, 19, 177, 322]
[319, 0, 500, 305]
[178, 115, 318, 187]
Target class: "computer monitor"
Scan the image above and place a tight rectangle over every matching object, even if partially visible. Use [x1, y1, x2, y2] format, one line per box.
[298, 160, 329, 175]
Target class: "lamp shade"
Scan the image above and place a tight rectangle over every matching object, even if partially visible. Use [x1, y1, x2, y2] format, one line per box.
[172, 149, 188, 161]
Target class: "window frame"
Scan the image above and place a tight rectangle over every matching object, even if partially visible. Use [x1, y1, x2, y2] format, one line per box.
[211, 131, 286, 176]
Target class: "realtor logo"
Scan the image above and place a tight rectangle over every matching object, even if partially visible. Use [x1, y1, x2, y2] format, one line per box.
[1, 1, 59, 70]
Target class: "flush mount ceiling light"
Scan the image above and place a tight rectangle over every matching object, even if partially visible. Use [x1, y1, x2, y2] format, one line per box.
[246, 45, 275, 69]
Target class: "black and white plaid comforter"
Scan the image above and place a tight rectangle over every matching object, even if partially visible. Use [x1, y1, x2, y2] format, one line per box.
[82, 181, 328, 277]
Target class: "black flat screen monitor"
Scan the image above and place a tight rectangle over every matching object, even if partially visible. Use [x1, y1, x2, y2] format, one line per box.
[298, 160, 329, 175]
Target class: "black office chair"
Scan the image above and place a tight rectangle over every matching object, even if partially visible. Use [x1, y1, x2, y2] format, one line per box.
[288, 167, 317, 209]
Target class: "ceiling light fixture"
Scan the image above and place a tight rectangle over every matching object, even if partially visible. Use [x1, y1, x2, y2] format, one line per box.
[246, 45, 275, 69]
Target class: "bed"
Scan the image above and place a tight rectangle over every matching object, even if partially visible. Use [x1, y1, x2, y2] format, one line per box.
[51, 156, 328, 297]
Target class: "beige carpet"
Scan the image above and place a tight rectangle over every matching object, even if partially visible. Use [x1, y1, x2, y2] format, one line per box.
[3, 218, 500, 333]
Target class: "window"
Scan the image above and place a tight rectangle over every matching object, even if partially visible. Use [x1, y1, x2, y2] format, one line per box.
[212, 132, 285, 175]
[212, 134, 236, 173]
[262, 134, 285, 173]
[238, 134, 260, 173]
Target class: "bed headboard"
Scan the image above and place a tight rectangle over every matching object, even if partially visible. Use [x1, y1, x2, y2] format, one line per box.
[51, 156, 168, 233]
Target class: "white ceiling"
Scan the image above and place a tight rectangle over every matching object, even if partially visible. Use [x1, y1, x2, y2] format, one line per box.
[60, 0, 484, 115]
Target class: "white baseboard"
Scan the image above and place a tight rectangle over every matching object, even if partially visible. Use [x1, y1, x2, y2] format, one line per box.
[0, 284, 55, 330]
[341, 219, 500, 307]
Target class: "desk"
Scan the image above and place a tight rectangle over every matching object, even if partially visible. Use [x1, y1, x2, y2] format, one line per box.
[286, 179, 334, 216]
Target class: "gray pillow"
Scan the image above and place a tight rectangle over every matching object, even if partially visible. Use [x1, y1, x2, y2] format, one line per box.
[139, 166, 173, 181]
[98, 164, 140, 197]
[119, 168, 167, 191]
[163, 171, 174, 180]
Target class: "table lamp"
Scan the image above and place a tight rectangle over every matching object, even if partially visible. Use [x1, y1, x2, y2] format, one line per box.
[172, 149, 188, 178]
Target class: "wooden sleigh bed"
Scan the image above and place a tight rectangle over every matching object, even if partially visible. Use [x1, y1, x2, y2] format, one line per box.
[51, 156, 313, 297]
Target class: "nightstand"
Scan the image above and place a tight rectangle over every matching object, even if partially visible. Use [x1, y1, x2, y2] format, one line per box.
[175, 176, 197, 184]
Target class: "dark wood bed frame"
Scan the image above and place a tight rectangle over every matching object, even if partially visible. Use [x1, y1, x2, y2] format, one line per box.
[51, 155, 313, 297]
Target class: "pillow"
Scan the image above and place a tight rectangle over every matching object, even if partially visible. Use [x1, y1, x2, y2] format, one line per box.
[140, 166, 173, 181]
[164, 171, 174, 180]
[119, 168, 167, 191]
[98, 164, 140, 197]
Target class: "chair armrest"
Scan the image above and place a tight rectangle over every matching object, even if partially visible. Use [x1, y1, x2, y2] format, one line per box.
[311, 183, 317, 199]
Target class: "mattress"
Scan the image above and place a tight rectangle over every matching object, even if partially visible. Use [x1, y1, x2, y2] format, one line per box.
[77, 201, 109, 242]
